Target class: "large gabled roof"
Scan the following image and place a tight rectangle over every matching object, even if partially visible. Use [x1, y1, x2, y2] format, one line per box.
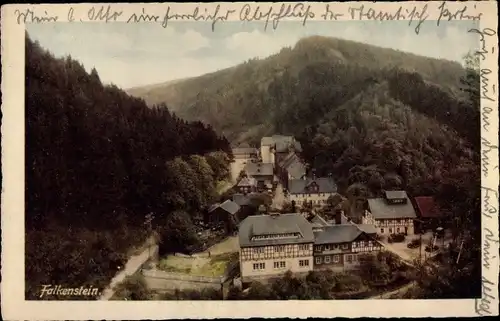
[243, 162, 274, 176]
[367, 196, 417, 219]
[209, 200, 240, 215]
[238, 213, 314, 247]
[313, 224, 375, 245]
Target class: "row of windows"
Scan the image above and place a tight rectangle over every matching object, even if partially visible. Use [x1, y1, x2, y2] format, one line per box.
[273, 261, 286, 269]
[275, 245, 285, 252]
[295, 199, 328, 206]
[381, 227, 408, 234]
[345, 254, 358, 263]
[253, 260, 311, 271]
[252, 244, 311, 254]
[315, 255, 340, 264]
[378, 219, 413, 225]
[352, 241, 374, 248]
[299, 259, 310, 267]
[315, 244, 349, 251]
[251, 233, 300, 241]
[387, 199, 406, 204]
[298, 244, 311, 251]
[315, 254, 359, 264]
[292, 193, 332, 198]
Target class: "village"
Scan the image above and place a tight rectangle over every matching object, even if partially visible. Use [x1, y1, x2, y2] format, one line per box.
[226, 135, 451, 285]
[103, 134, 454, 300]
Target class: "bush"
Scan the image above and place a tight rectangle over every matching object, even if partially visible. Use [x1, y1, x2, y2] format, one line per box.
[111, 275, 153, 300]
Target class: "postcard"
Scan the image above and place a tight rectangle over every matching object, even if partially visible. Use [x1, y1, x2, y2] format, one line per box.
[1, 1, 499, 319]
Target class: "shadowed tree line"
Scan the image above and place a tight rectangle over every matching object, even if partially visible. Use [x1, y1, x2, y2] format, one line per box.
[25, 34, 232, 299]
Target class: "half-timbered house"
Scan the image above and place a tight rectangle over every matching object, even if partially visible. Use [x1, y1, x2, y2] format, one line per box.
[312, 223, 380, 271]
[363, 190, 417, 236]
[238, 213, 315, 283]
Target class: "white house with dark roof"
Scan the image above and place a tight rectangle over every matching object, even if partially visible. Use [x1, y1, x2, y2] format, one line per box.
[238, 213, 315, 282]
[260, 135, 302, 165]
[242, 162, 274, 190]
[362, 190, 417, 235]
[288, 177, 337, 207]
[313, 222, 380, 271]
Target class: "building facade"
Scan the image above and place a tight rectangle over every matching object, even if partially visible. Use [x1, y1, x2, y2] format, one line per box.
[260, 135, 302, 165]
[242, 162, 274, 191]
[277, 153, 307, 188]
[363, 190, 417, 235]
[238, 213, 315, 282]
[313, 224, 381, 271]
[288, 177, 337, 207]
[236, 176, 257, 194]
[238, 212, 381, 281]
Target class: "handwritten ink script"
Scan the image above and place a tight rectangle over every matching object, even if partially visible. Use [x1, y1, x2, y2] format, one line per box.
[347, 4, 429, 34]
[475, 14, 499, 315]
[13, 2, 484, 34]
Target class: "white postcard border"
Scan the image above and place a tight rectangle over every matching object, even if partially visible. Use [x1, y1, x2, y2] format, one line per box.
[1, 1, 498, 319]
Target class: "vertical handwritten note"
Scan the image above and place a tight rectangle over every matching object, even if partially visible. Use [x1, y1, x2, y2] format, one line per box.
[474, 13, 499, 318]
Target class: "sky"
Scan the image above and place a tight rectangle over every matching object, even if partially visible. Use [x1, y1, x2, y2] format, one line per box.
[26, 20, 479, 89]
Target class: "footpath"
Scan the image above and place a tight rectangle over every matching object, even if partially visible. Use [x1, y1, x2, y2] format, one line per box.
[99, 236, 157, 300]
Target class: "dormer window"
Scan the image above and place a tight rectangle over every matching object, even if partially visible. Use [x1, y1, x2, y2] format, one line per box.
[384, 191, 408, 205]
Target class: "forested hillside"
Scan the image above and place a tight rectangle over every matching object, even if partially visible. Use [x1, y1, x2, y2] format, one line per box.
[25, 34, 232, 299]
[127, 36, 471, 143]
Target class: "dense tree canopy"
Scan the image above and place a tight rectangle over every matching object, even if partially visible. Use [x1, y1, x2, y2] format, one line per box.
[25, 34, 232, 299]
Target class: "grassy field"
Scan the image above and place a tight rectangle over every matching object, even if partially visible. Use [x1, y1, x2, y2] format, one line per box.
[158, 252, 238, 277]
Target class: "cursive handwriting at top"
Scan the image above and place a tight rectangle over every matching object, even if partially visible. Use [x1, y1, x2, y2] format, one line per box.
[161, 5, 235, 31]
[437, 1, 482, 26]
[14, 8, 58, 24]
[320, 4, 344, 21]
[86, 5, 122, 22]
[239, 3, 314, 31]
[347, 5, 428, 35]
[127, 8, 161, 23]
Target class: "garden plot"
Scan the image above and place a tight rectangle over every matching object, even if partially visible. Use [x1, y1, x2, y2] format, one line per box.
[159, 252, 238, 277]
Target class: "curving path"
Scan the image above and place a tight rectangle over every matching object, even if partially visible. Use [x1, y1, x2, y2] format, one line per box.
[99, 237, 157, 300]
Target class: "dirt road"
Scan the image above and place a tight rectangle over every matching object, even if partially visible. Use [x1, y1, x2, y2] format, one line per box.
[99, 237, 157, 300]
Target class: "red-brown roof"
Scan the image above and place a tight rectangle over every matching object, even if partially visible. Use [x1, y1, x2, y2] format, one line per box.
[414, 196, 442, 218]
